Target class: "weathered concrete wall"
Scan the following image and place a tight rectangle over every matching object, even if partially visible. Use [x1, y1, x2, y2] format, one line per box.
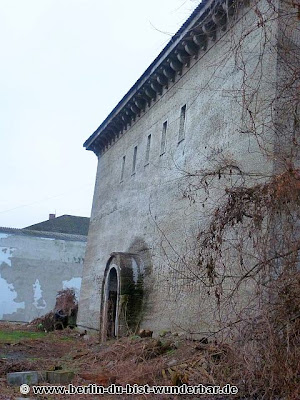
[0, 229, 86, 322]
[78, 0, 285, 335]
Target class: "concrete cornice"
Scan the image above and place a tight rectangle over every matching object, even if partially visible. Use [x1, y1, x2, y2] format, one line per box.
[84, 0, 240, 156]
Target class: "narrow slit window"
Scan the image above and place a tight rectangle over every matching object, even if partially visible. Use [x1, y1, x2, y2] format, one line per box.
[178, 104, 186, 143]
[145, 134, 151, 165]
[132, 146, 137, 174]
[120, 155, 125, 181]
[160, 121, 167, 155]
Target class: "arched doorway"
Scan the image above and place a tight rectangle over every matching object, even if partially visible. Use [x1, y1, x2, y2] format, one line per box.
[100, 253, 144, 341]
[102, 263, 120, 339]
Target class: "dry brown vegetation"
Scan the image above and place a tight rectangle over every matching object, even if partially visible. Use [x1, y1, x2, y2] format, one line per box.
[0, 322, 241, 400]
[0, 319, 299, 399]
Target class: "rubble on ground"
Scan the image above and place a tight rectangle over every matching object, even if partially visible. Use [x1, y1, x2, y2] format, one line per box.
[30, 289, 78, 332]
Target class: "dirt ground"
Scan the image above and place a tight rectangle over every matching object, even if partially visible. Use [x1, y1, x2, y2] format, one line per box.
[0, 322, 237, 400]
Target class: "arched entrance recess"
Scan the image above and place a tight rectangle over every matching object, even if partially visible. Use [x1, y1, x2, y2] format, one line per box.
[100, 252, 144, 341]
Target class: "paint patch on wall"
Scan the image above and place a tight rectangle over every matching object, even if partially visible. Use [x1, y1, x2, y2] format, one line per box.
[0, 276, 25, 319]
[62, 277, 82, 300]
[0, 246, 15, 267]
[32, 279, 46, 309]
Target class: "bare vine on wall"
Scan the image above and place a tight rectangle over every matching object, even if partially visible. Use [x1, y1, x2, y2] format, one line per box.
[156, 0, 300, 306]
[151, 1, 299, 397]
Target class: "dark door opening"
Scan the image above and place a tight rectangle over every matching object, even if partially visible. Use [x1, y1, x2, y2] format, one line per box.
[106, 268, 118, 338]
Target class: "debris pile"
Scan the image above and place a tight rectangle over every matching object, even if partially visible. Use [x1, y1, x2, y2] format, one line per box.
[30, 288, 78, 331]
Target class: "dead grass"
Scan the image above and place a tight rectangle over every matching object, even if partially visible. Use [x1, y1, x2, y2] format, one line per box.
[0, 313, 299, 399]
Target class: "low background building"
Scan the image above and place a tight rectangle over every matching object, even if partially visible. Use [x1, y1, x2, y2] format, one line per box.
[0, 215, 89, 322]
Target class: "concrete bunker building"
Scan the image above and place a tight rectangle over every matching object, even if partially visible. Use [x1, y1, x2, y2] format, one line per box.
[77, 0, 300, 339]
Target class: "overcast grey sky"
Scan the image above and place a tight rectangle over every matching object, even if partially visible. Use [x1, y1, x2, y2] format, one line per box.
[0, 0, 198, 228]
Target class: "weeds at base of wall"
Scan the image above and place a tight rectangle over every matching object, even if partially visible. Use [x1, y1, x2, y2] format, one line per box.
[207, 272, 300, 399]
[163, 168, 300, 399]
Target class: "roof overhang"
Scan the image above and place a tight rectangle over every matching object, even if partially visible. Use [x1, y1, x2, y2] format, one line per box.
[84, 0, 235, 155]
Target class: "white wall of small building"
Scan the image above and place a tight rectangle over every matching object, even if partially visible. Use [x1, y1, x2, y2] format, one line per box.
[0, 231, 85, 322]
